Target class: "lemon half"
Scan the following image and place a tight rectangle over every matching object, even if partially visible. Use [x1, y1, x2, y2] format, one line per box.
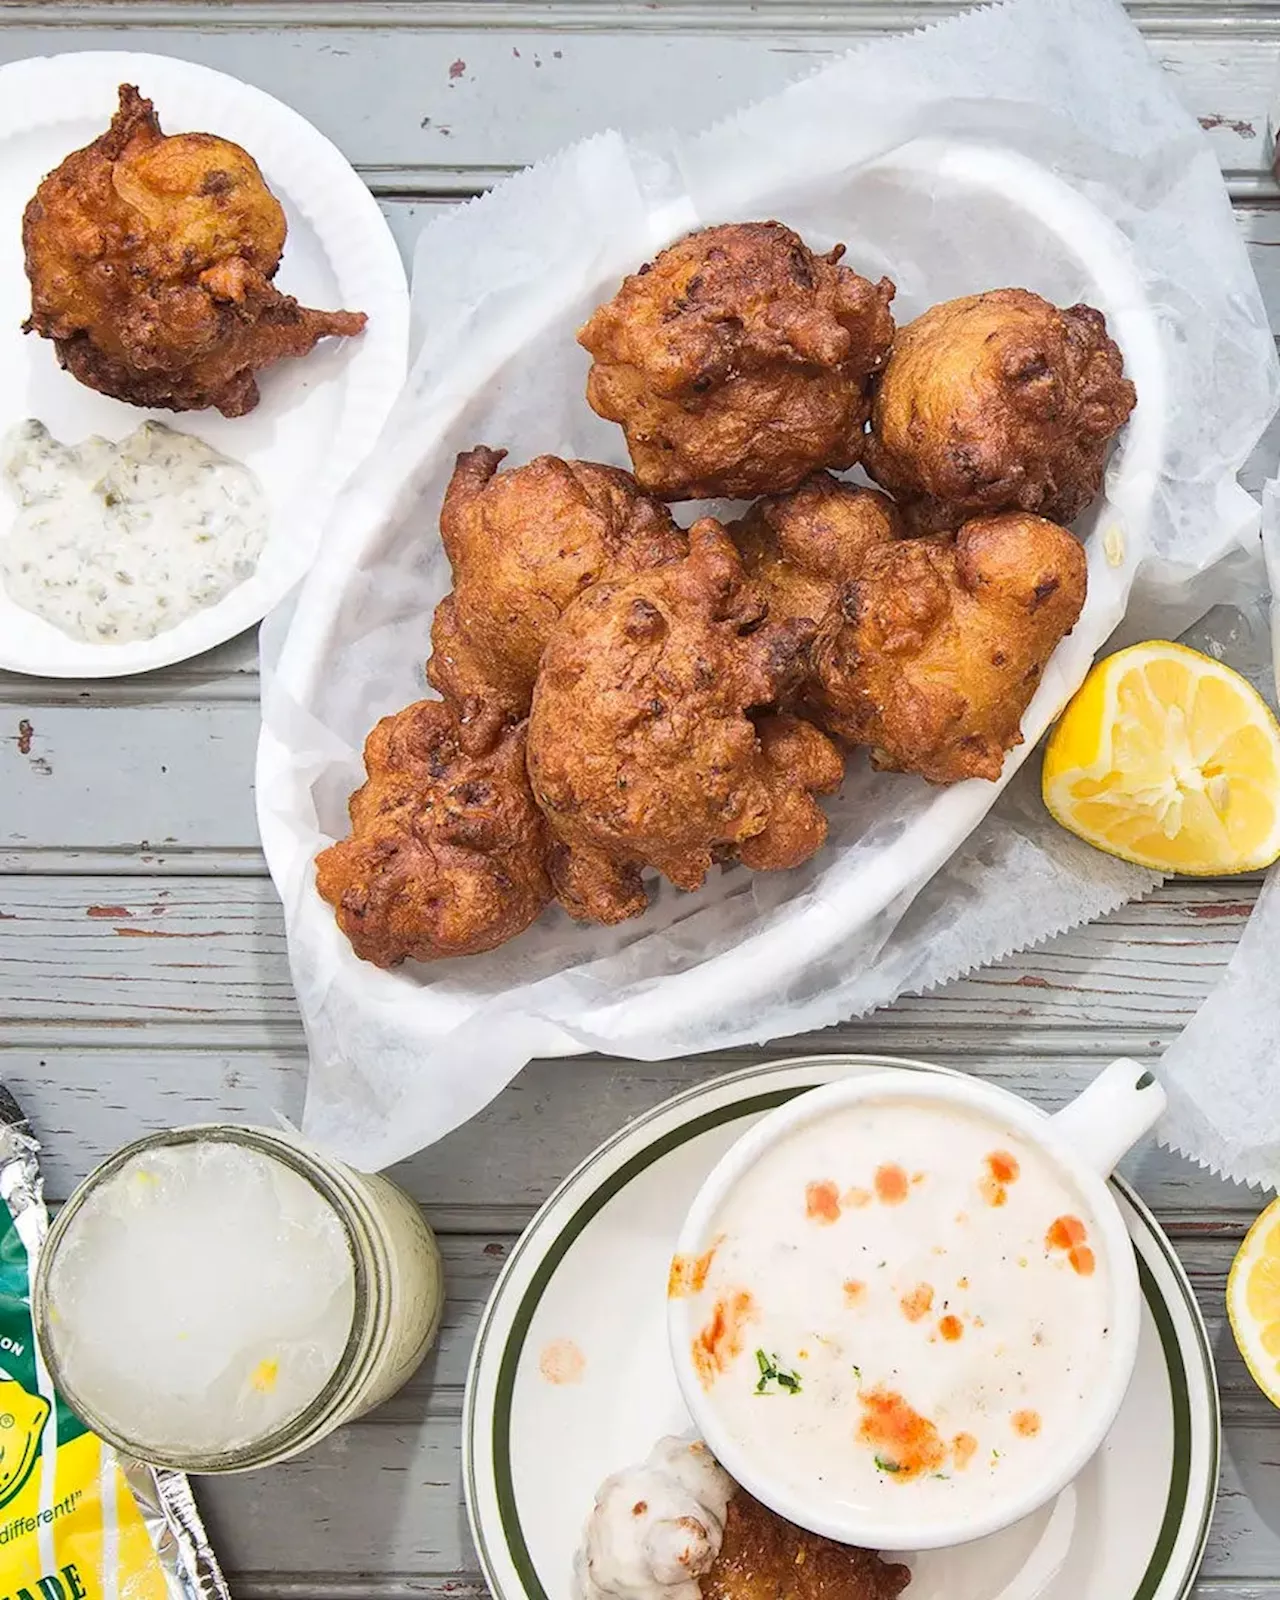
[1229, 1198, 1280, 1407]
[1042, 641, 1280, 875]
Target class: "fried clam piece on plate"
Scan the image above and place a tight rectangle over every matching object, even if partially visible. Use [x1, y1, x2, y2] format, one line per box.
[865, 288, 1136, 535]
[578, 221, 896, 501]
[527, 518, 844, 924]
[427, 446, 686, 741]
[575, 1435, 735, 1600]
[315, 699, 552, 967]
[813, 511, 1088, 784]
[700, 1490, 912, 1600]
[23, 84, 366, 418]
[730, 470, 903, 641]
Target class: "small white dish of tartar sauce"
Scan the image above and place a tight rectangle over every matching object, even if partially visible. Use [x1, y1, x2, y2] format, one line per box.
[1, 419, 269, 647]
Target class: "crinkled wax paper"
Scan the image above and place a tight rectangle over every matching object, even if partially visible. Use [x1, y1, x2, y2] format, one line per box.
[257, 0, 1279, 1170]
[1155, 489, 1280, 1192]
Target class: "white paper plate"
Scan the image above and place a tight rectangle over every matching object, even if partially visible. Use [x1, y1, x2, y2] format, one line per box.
[0, 51, 408, 678]
[464, 1056, 1219, 1600]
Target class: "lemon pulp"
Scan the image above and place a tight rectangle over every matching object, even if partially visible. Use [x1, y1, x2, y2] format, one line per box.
[1229, 1201, 1280, 1406]
[1042, 641, 1280, 875]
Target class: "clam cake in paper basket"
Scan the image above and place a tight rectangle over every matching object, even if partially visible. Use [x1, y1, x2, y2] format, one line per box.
[257, 0, 1277, 1169]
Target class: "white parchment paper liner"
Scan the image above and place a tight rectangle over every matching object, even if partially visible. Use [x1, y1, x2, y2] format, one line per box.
[258, 0, 1279, 1170]
[1155, 493, 1280, 1193]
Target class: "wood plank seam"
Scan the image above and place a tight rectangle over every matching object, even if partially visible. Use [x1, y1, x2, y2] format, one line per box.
[9, 2, 1280, 31]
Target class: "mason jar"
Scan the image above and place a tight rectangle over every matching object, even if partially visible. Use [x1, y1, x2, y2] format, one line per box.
[33, 1124, 444, 1472]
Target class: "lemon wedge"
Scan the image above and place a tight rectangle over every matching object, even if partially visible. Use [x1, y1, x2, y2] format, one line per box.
[1042, 641, 1280, 875]
[1228, 1199, 1280, 1407]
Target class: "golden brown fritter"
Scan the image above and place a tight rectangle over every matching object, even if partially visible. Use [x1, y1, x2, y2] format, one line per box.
[426, 447, 686, 739]
[730, 471, 903, 637]
[813, 512, 1088, 784]
[578, 222, 895, 501]
[315, 700, 552, 967]
[700, 1491, 912, 1600]
[737, 714, 844, 871]
[527, 518, 843, 923]
[23, 85, 366, 417]
[865, 289, 1135, 534]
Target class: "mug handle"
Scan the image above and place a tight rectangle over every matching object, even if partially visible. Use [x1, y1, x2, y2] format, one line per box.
[1048, 1058, 1167, 1178]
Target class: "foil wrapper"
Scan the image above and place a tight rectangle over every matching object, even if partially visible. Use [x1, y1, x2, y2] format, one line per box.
[0, 1084, 231, 1600]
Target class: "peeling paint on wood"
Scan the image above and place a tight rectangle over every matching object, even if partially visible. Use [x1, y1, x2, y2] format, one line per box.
[0, 22, 1266, 197]
[1186, 900, 1257, 919]
[1200, 112, 1259, 138]
[0, 875, 1267, 1033]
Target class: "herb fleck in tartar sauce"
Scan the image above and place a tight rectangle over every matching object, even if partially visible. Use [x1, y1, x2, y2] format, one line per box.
[0, 419, 268, 644]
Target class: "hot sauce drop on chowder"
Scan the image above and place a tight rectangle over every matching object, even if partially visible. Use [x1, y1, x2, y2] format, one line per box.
[670, 1098, 1110, 1527]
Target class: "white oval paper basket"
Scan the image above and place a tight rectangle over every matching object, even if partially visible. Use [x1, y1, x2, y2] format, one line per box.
[256, 138, 1166, 1164]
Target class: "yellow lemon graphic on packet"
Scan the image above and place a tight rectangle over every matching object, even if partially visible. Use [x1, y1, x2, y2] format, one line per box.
[0, 1377, 50, 1507]
[1043, 640, 1280, 874]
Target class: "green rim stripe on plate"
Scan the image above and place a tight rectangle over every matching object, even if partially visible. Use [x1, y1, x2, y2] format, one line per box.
[1132, 1252, 1191, 1600]
[1115, 1171, 1219, 1600]
[491, 1087, 802, 1600]
[480, 1069, 1216, 1600]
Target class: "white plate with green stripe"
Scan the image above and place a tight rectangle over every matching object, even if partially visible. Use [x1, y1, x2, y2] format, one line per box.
[464, 1055, 1219, 1600]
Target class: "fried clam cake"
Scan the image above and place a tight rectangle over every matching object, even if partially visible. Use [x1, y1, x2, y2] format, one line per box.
[703, 1491, 912, 1600]
[812, 511, 1088, 784]
[865, 288, 1135, 535]
[427, 446, 686, 740]
[573, 1435, 911, 1600]
[527, 518, 843, 925]
[315, 699, 552, 967]
[579, 221, 895, 501]
[23, 84, 366, 417]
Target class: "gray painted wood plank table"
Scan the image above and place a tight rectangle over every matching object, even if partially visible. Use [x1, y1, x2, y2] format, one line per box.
[3, 2, 1280, 1595]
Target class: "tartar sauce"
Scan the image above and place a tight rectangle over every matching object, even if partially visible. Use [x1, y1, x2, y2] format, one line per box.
[0, 419, 268, 644]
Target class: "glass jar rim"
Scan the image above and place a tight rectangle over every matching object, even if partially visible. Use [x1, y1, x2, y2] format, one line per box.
[34, 1123, 375, 1472]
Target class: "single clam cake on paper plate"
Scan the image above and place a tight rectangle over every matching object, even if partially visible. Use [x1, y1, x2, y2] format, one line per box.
[0, 51, 409, 678]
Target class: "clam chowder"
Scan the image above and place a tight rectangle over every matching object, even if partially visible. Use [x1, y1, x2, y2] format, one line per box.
[670, 1098, 1111, 1527]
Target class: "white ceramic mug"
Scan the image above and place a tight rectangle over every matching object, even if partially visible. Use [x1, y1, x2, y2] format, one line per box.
[668, 1058, 1167, 1552]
